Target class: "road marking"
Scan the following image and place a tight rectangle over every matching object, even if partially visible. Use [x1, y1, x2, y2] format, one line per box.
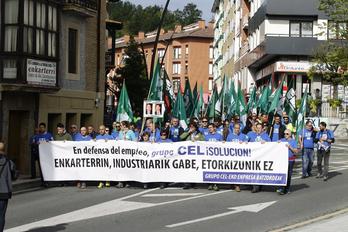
[333, 144, 348, 147]
[166, 201, 277, 228]
[142, 193, 203, 197]
[6, 189, 231, 232]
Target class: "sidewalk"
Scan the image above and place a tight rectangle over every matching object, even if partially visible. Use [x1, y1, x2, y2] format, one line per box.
[290, 211, 348, 232]
[13, 176, 42, 193]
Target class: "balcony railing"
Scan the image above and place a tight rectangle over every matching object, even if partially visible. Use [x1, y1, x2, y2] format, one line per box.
[62, 0, 97, 16]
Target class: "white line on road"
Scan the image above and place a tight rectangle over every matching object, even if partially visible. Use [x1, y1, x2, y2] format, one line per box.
[166, 201, 277, 228]
[142, 193, 203, 197]
[5, 189, 231, 232]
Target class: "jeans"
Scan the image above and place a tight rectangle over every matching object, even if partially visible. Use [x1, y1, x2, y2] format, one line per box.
[317, 149, 330, 177]
[0, 200, 8, 232]
[280, 161, 295, 193]
[31, 151, 44, 183]
[302, 148, 314, 177]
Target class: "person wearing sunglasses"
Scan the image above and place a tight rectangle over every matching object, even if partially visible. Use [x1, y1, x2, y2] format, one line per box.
[111, 122, 121, 139]
[156, 130, 172, 143]
[299, 121, 316, 178]
[199, 117, 209, 136]
[277, 129, 299, 195]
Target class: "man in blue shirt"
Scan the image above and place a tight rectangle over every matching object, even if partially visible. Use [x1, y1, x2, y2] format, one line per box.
[226, 124, 248, 142]
[205, 123, 223, 142]
[34, 123, 53, 186]
[248, 123, 270, 193]
[74, 127, 92, 141]
[74, 127, 92, 189]
[111, 122, 121, 139]
[247, 123, 271, 143]
[315, 122, 334, 181]
[96, 125, 113, 189]
[268, 114, 286, 142]
[226, 123, 248, 192]
[199, 117, 209, 137]
[69, 124, 79, 141]
[96, 125, 114, 140]
[277, 129, 299, 195]
[299, 121, 316, 178]
[169, 117, 184, 142]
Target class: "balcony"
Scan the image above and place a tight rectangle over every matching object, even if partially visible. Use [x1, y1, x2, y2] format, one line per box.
[61, 0, 98, 17]
[248, 34, 322, 69]
[242, 15, 249, 30]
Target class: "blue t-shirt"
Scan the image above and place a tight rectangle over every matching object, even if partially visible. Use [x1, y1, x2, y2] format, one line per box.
[205, 132, 223, 141]
[71, 132, 78, 141]
[316, 129, 334, 149]
[226, 132, 248, 142]
[229, 122, 245, 133]
[301, 129, 315, 149]
[247, 131, 271, 142]
[217, 126, 224, 135]
[74, 133, 92, 141]
[156, 138, 173, 143]
[169, 126, 182, 142]
[199, 127, 209, 137]
[281, 138, 298, 160]
[118, 130, 137, 141]
[111, 131, 119, 139]
[96, 134, 114, 140]
[35, 132, 53, 143]
[272, 124, 280, 142]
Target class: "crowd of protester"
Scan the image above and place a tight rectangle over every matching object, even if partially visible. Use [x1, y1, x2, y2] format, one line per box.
[29, 112, 334, 195]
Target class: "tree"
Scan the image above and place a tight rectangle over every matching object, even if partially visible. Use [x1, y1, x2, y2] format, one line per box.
[309, 0, 348, 87]
[178, 3, 202, 26]
[117, 38, 150, 111]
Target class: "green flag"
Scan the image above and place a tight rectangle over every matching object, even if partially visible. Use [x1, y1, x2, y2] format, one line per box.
[206, 84, 219, 119]
[116, 81, 133, 122]
[183, 78, 194, 116]
[258, 82, 271, 113]
[236, 84, 247, 116]
[192, 82, 198, 104]
[284, 77, 297, 124]
[220, 76, 230, 119]
[246, 86, 257, 113]
[268, 82, 283, 114]
[163, 69, 175, 112]
[190, 85, 204, 118]
[173, 91, 188, 129]
[296, 87, 308, 142]
[148, 59, 163, 101]
[227, 80, 237, 118]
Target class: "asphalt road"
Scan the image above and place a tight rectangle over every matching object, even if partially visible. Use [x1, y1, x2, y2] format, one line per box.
[5, 143, 348, 232]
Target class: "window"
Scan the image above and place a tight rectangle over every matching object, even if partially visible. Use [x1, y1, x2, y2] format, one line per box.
[4, 0, 19, 52]
[3, 60, 17, 79]
[173, 79, 180, 93]
[36, 2, 46, 55]
[158, 49, 165, 59]
[208, 79, 213, 91]
[209, 63, 213, 75]
[48, 5, 57, 57]
[68, 28, 78, 74]
[172, 63, 181, 74]
[23, 0, 34, 53]
[173, 47, 181, 59]
[185, 45, 189, 57]
[209, 46, 213, 59]
[290, 21, 313, 37]
[185, 61, 188, 74]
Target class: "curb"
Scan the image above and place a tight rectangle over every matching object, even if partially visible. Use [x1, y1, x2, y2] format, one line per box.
[13, 178, 42, 193]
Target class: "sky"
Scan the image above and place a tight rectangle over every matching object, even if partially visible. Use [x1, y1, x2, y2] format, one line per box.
[127, 0, 215, 21]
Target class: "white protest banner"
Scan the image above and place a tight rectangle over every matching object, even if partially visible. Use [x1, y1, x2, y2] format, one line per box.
[39, 141, 289, 186]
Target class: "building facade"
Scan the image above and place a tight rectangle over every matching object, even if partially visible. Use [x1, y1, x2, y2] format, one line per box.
[212, 0, 348, 103]
[114, 20, 214, 96]
[0, 0, 106, 175]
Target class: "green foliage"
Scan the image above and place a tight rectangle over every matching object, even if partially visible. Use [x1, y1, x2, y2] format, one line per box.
[309, 0, 348, 86]
[116, 38, 150, 111]
[328, 98, 343, 109]
[107, 1, 202, 37]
